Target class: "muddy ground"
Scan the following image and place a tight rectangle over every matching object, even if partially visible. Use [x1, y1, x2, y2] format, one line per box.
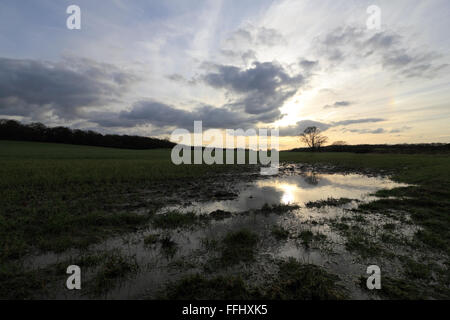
[18, 163, 450, 300]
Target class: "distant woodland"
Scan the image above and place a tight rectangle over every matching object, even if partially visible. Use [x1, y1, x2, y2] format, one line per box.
[0, 119, 175, 150]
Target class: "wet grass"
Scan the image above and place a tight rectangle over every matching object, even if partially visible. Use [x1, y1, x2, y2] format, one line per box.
[87, 250, 139, 296]
[360, 276, 425, 300]
[329, 219, 384, 258]
[306, 197, 354, 208]
[143, 234, 160, 246]
[297, 230, 327, 248]
[345, 235, 383, 259]
[260, 203, 300, 214]
[283, 152, 450, 255]
[263, 258, 346, 300]
[402, 258, 433, 280]
[1, 199, 150, 261]
[161, 274, 252, 300]
[220, 229, 259, 266]
[0, 141, 244, 263]
[162, 257, 346, 300]
[0, 249, 138, 299]
[160, 236, 178, 257]
[0, 263, 53, 299]
[359, 196, 450, 253]
[209, 210, 232, 220]
[143, 233, 177, 256]
[271, 225, 290, 240]
[1, 141, 449, 299]
[152, 211, 203, 229]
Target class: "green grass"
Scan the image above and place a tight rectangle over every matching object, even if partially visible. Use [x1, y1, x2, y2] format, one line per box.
[87, 250, 139, 296]
[0, 141, 239, 261]
[159, 236, 178, 257]
[199, 229, 260, 269]
[283, 152, 450, 254]
[143, 234, 160, 246]
[162, 258, 346, 300]
[1, 140, 449, 299]
[263, 258, 346, 300]
[271, 225, 290, 240]
[305, 197, 354, 208]
[297, 230, 327, 248]
[220, 229, 259, 266]
[259, 203, 300, 214]
[360, 276, 426, 300]
[152, 211, 205, 229]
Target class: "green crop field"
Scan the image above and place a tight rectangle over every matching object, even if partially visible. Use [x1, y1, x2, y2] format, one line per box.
[1, 140, 449, 299]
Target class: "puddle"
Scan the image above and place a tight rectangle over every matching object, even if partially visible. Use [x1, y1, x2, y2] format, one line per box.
[27, 164, 416, 300]
[163, 172, 407, 214]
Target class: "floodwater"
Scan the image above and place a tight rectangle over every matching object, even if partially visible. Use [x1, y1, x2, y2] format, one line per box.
[164, 171, 406, 214]
[29, 165, 415, 300]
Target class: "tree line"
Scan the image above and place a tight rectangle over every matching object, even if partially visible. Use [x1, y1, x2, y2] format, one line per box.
[297, 126, 449, 154]
[0, 119, 175, 150]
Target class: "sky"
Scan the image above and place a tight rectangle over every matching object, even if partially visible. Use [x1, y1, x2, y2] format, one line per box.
[0, 0, 449, 150]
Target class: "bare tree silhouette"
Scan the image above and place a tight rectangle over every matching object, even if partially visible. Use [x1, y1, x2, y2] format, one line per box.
[299, 126, 328, 150]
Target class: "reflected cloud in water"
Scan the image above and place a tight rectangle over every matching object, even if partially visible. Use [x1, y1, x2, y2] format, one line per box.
[166, 172, 408, 214]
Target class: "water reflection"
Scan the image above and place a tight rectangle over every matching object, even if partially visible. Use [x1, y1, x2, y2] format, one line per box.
[304, 171, 320, 185]
[167, 172, 407, 214]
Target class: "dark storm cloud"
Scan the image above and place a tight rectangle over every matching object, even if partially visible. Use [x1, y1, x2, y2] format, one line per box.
[316, 26, 446, 78]
[0, 57, 137, 120]
[203, 61, 305, 116]
[323, 101, 353, 109]
[92, 100, 279, 130]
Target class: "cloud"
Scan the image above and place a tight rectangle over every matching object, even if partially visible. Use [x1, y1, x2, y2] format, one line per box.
[323, 101, 353, 109]
[92, 99, 278, 131]
[0, 57, 137, 120]
[349, 128, 386, 134]
[202, 61, 305, 116]
[299, 59, 319, 72]
[343, 126, 412, 135]
[226, 28, 253, 45]
[316, 26, 447, 78]
[389, 126, 412, 133]
[166, 73, 198, 85]
[256, 27, 287, 47]
[332, 118, 385, 126]
[279, 120, 331, 137]
[279, 118, 386, 137]
[226, 26, 287, 48]
[220, 49, 258, 65]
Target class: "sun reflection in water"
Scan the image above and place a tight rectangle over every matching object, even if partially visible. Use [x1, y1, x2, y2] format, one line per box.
[279, 184, 297, 204]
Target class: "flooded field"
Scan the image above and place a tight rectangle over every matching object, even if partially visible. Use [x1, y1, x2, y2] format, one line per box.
[21, 162, 446, 300]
